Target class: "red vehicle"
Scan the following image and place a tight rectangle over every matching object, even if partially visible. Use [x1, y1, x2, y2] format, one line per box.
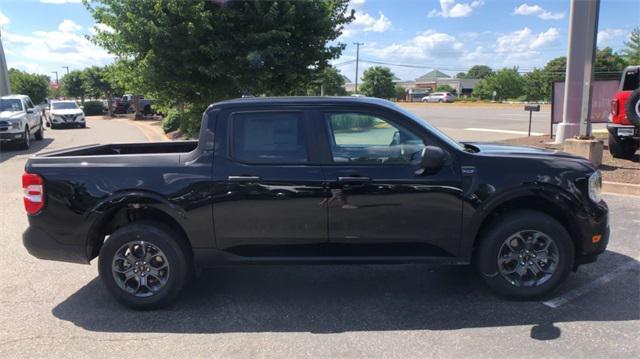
[608, 66, 640, 158]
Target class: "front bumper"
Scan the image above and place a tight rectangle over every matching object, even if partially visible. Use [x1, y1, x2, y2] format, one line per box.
[51, 115, 85, 126]
[574, 200, 610, 266]
[0, 131, 25, 142]
[607, 124, 639, 140]
[23, 226, 88, 264]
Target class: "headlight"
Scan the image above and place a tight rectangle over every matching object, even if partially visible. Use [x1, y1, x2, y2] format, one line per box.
[9, 120, 20, 129]
[588, 171, 602, 203]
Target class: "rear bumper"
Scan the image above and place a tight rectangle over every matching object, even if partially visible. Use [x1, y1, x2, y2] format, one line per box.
[23, 226, 88, 264]
[607, 124, 639, 139]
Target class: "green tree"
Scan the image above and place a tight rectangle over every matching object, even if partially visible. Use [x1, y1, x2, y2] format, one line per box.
[83, 65, 122, 115]
[523, 69, 548, 101]
[359, 66, 396, 98]
[621, 27, 640, 65]
[455, 72, 466, 79]
[8, 69, 50, 104]
[308, 66, 347, 96]
[472, 68, 523, 100]
[87, 0, 354, 119]
[394, 84, 406, 101]
[61, 70, 87, 104]
[436, 84, 456, 94]
[466, 65, 493, 79]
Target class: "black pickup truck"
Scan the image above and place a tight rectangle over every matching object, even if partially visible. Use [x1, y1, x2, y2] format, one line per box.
[22, 97, 609, 309]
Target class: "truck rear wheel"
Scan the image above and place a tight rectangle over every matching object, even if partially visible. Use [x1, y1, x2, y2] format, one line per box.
[20, 127, 30, 150]
[475, 210, 574, 299]
[608, 133, 638, 159]
[34, 119, 44, 141]
[98, 221, 192, 309]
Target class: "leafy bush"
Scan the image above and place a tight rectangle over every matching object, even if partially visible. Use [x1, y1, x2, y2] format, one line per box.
[161, 109, 182, 133]
[83, 101, 105, 116]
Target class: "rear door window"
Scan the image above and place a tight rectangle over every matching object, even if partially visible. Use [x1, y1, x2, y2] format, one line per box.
[231, 111, 308, 164]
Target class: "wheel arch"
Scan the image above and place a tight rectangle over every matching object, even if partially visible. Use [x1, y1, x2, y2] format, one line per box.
[85, 194, 193, 262]
[465, 191, 583, 262]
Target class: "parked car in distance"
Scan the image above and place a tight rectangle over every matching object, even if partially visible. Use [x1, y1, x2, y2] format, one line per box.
[0, 95, 45, 149]
[421, 92, 455, 103]
[608, 65, 639, 158]
[117, 94, 155, 115]
[22, 97, 609, 309]
[49, 100, 86, 129]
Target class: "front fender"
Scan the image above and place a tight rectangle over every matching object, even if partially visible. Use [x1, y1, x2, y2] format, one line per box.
[459, 183, 582, 258]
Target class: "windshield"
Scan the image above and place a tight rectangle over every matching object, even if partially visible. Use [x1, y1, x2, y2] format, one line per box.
[51, 102, 79, 110]
[390, 102, 464, 150]
[0, 99, 23, 112]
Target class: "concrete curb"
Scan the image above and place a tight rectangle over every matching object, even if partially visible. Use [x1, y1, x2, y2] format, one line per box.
[603, 181, 640, 197]
[118, 118, 168, 142]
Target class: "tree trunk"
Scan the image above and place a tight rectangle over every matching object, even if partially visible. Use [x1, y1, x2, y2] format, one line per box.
[107, 91, 114, 117]
[134, 94, 142, 120]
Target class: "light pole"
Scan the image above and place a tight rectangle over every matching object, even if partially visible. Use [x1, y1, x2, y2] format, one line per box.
[0, 28, 10, 96]
[353, 42, 364, 93]
[62, 66, 69, 75]
[51, 71, 59, 85]
[555, 0, 600, 143]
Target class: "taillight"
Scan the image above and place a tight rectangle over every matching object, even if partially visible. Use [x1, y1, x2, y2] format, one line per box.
[22, 172, 44, 215]
[611, 99, 618, 116]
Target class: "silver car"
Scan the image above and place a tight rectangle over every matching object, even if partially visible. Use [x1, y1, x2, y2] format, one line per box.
[421, 92, 455, 103]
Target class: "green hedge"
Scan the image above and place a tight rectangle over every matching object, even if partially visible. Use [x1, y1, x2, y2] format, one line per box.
[161, 109, 181, 133]
[83, 101, 105, 116]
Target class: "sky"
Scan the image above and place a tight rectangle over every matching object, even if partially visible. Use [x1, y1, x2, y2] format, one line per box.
[0, 0, 638, 83]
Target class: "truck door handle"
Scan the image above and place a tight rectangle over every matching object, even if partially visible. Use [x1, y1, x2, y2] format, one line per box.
[338, 176, 371, 183]
[228, 175, 261, 182]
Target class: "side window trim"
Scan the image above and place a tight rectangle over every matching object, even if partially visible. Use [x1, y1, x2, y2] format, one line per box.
[227, 109, 313, 166]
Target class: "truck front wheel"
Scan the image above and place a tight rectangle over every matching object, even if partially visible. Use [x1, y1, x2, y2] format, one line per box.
[608, 133, 638, 159]
[98, 221, 192, 309]
[475, 210, 574, 299]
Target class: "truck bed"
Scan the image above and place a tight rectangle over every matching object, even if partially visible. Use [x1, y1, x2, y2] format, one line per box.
[36, 141, 199, 157]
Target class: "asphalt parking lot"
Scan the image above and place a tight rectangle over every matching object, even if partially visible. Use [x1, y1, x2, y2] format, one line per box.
[0, 115, 638, 358]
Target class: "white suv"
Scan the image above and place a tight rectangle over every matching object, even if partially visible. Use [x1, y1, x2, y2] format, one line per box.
[49, 100, 86, 129]
[421, 92, 455, 103]
[0, 95, 44, 149]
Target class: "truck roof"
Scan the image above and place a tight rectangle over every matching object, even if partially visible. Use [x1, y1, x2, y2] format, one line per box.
[210, 96, 398, 110]
[1, 95, 29, 100]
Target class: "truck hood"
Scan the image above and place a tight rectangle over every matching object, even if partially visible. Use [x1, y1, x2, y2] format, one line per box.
[51, 109, 84, 116]
[464, 142, 586, 160]
[0, 111, 25, 120]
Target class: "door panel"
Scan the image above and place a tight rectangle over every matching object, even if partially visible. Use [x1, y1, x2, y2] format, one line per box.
[320, 110, 463, 257]
[212, 109, 327, 256]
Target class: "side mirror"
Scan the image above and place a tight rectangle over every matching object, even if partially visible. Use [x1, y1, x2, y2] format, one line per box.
[26, 108, 34, 114]
[390, 130, 400, 146]
[417, 146, 446, 174]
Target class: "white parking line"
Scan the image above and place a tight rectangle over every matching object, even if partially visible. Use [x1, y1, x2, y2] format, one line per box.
[543, 260, 640, 308]
[464, 128, 544, 136]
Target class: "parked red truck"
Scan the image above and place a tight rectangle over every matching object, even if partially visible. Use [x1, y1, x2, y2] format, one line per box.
[608, 66, 640, 158]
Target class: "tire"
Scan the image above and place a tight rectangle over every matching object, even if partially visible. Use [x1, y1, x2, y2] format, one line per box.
[438, 99, 443, 103]
[98, 221, 192, 309]
[20, 127, 30, 150]
[625, 89, 640, 126]
[608, 133, 638, 159]
[34, 120, 44, 141]
[475, 210, 574, 299]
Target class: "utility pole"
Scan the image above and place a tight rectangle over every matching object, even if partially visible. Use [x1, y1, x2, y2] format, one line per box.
[0, 28, 10, 96]
[51, 71, 59, 85]
[555, 0, 600, 143]
[353, 42, 364, 93]
[62, 66, 69, 75]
